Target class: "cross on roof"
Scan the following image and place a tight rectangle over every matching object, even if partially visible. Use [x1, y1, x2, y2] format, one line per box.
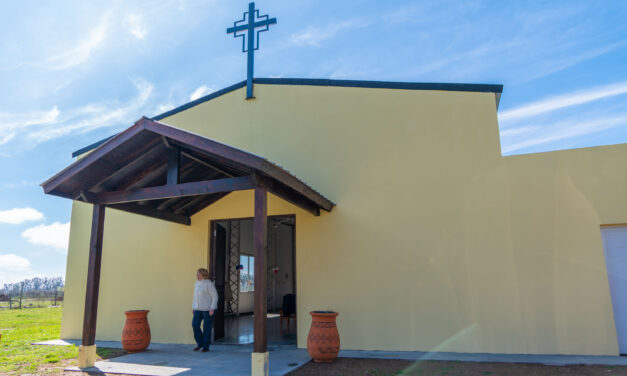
[227, 2, 277, 99]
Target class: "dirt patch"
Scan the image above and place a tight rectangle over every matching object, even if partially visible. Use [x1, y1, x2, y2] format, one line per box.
[288, 358, 627, 376]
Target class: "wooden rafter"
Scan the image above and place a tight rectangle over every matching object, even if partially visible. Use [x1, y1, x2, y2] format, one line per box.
[85, 176, 254, 205]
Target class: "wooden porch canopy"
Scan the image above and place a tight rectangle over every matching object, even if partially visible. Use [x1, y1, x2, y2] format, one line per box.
[41, 116, 334, 362]
[42, 117, 334, 221]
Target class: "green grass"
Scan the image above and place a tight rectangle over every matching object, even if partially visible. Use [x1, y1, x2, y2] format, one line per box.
[0, 307, 78, 375]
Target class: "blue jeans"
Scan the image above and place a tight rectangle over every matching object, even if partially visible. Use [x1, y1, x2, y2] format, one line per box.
[192, 310, 213, 350]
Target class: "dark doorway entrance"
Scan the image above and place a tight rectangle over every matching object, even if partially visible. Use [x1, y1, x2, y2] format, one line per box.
[210, 215, 296, 345]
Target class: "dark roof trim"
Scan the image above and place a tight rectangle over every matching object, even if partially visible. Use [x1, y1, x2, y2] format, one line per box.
[71, 135, 116, 158]
[254, 77, 503, 94]
[152, 80, 247, 121]
[72, 78, 503, 157]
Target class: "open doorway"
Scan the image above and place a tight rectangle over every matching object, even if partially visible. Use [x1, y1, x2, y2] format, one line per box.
[209, 215, 296, 346]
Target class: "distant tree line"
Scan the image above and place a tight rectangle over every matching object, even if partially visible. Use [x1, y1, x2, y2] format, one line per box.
[2, 276, 64, 293]
[0, 276, 64, 309]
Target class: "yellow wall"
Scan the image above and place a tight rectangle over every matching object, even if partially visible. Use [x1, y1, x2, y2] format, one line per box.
[62, 84, 627, 355]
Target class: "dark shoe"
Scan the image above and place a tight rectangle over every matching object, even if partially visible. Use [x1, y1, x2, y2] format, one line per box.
[193, 346, 201, 351]
[202, 348, 209, 352]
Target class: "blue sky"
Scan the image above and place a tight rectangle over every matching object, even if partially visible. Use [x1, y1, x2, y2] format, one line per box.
[1, 0, 626, 284]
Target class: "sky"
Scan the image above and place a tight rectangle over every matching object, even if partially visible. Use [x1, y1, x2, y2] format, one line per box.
[1, 0, 626, 284]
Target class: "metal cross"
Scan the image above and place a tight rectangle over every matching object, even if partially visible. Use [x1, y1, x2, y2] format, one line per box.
[227, 2, 277, 99]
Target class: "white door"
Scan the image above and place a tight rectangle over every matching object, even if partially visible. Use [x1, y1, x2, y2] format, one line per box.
[601, 226, 627, 354]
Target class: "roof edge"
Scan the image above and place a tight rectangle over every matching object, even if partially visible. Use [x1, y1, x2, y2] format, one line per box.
[71, 77, 503, 157]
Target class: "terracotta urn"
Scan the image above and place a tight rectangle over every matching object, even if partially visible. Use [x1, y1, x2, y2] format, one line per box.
[307, 311, 340, 362]
[122, 310, 151, 352]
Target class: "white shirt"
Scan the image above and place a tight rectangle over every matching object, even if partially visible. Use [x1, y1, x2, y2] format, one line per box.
[192, 279, 219, 311]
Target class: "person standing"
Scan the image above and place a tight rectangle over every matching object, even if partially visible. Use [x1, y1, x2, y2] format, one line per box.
[192, 268, 219, 352]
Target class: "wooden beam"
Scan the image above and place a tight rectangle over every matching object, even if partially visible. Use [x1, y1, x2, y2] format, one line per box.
[88, 138, 162, 193]
[181, 151, 234, 178]
[178, 192, 230, 215]
[166, 146, 180, 185]
[107, 203, 191, 226]
[42, 117, 149, 194]
[82, 204, 105, 346]
[253, 186, 268, 353]
[253, 174, 320, 216]
[143, 119, 334, 212]
[89, 176, 254, 205]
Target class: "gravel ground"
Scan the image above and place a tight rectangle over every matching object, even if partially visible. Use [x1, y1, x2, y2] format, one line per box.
[288, 357, 627, 376]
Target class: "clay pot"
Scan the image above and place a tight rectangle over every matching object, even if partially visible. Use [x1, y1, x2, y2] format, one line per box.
[122, 310, 151, 352]
[307, 311, 340, 362]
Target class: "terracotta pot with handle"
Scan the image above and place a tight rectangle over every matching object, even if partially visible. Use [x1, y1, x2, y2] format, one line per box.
[122, 310, 151, 352]
[307, 311, 340, 362]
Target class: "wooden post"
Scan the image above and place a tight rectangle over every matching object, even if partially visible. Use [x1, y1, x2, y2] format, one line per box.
[19, 282, 23, 309]
[166, 146, 180, 185]
[252, 186, 269, 375]
[82, 204, 105, 346]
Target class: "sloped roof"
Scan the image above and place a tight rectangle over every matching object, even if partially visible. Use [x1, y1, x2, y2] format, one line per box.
[43, 117, 334, 224]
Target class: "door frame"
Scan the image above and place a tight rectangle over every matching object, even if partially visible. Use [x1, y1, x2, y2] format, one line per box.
[208, 214, 297, 342]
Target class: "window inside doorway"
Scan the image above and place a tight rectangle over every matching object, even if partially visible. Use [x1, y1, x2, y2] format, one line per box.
[240, 255, 254, 292]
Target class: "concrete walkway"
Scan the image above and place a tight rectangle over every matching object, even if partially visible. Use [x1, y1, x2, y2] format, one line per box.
[35, 340, 309, 375]
[33, 340, 627, 375]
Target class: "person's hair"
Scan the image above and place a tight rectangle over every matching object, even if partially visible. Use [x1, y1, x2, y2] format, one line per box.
[197, 268, 210, 279]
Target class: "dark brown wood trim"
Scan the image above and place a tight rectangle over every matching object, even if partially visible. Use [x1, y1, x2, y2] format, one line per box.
[253, 174, 320, 216]
[178, 192, 230, 215]
[82, 204, 105, 346]
[259, 167, 334, 213]
[107, 203, 191, 225]
[144, 119, 334, 212]
[89, 138, 162, 193]
[253, 187, 268, 353]
[209, 221, 216, 280]
[90, 176, 254, 205]
[42, 117, 149, 193]
[144, 120, 266, 170]
[166, 146, 180, 185]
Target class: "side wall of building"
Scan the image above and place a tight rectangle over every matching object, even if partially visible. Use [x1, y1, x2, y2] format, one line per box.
[62, 84, 627, 355]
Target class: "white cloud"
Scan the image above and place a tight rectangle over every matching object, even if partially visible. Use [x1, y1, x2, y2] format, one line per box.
[0, 106, 60, 141]
[290, 19, 373, 47]
[0, 254, 35, 284]
[0, 254, 31, 270]
[0, 79, 153, 148]
[501, 116, 627, 154]
[125, 13, 147, 40]
[0, 208, 44, 224]
[0, 132, 15, 145]
[42, 14, 110, 70]
[21, 222, 71, 253]
[156, 103, 175, 114]
[28, 79, 153, 143]
[189, 85, 214, 101]
[499, 81, 627, 123]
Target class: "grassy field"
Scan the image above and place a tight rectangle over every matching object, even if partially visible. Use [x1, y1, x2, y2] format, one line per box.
[0, 307, 77, 374]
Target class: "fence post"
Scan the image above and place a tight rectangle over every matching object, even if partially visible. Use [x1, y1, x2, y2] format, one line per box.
[19, 282, 23, 309]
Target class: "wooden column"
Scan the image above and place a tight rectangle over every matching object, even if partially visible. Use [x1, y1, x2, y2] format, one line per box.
[253, 186, 268, 353]
[166, 146, 180, 185]
[82, 204, 105, 346]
